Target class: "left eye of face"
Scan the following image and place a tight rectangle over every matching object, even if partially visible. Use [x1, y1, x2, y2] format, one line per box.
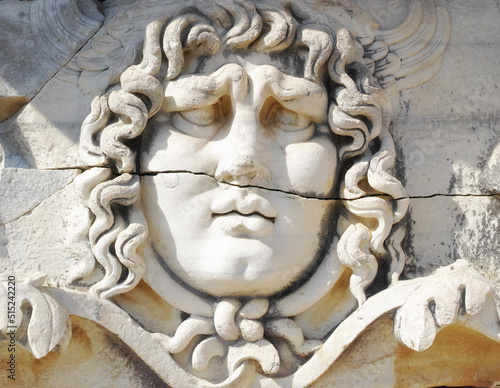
[269, 105, 311, 132]
[264, 102, 315, 144]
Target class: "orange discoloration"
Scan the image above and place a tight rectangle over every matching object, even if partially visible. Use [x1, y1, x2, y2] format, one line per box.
[0, 316, 166, 387]
[112, 280, 182, 334]
[314, 268, 352, 320]
[313, 316, 398, 387]
[296, 268, 356, 334]
[394, 324, 500, 388]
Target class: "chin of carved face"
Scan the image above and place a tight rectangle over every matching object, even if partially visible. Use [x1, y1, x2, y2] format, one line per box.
[140, 53, 338, 297]
[141, 173, 336, 297]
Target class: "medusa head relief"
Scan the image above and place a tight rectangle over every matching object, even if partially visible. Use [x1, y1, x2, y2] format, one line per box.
[7, 0, 500, 387]
[78, 0, 412, 301]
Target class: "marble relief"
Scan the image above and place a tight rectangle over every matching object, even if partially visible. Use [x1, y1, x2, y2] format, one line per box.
[1, 0, 500, 387]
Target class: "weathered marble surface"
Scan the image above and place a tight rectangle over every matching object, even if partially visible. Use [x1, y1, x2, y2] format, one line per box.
[0, 0, 499, 387]
[0, 0, 104, 122]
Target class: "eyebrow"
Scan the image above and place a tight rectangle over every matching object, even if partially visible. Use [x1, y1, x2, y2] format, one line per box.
[162, 63, 327, 122]
[161, 64, 247, 112]
[259, 66, 327, 122]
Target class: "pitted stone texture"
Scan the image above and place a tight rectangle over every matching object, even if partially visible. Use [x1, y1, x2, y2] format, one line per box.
[0, 168, 79, 225]
[1, 175, 94, 287]
[390, 0, 500, 197]
[404, 195, 500, 286]
[0, 78, 94, 169]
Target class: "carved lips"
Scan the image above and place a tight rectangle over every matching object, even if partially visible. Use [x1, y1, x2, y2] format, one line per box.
[211, 189, 277, 237]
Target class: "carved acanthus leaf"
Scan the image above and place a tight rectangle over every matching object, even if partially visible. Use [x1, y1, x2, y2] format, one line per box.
[0, 273, 71, 359]
[394, 260, 500, 352]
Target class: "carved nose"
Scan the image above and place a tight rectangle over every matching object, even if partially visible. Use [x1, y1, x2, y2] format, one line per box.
[215, 107, 271, 185]
[215, 153, 270, 185]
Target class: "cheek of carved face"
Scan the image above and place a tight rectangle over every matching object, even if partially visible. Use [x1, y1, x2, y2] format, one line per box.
[141, 173, 336, 297]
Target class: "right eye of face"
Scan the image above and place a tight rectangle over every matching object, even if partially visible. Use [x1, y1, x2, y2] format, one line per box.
[180, 105, 217, 126]
[172, 99, 227, 139]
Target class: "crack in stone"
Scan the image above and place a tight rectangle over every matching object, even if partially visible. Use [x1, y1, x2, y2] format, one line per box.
[137, 170, 342, 200]
[135, 170, 498, 202]
[0, 18, 103, 124]
[0, 177, 77, 227]
[28, 167, 499, 202]
[42, 166, 89, 172]
[408, 193, 499, 199]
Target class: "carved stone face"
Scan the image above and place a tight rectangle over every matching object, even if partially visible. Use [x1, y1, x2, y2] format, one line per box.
[140, 51, 339, 297]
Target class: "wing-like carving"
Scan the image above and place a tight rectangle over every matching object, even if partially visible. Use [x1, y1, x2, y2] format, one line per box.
[75, 12, 143, 93]
[364, 0, 451, 90]
[30, 0, 104, 73]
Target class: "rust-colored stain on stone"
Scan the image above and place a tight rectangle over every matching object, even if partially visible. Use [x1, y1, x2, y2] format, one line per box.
[113, 280, 182, 334]
[0, 96, 29, 122]
[395, 324, 500, 387]
[296, 268, 355, 331]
